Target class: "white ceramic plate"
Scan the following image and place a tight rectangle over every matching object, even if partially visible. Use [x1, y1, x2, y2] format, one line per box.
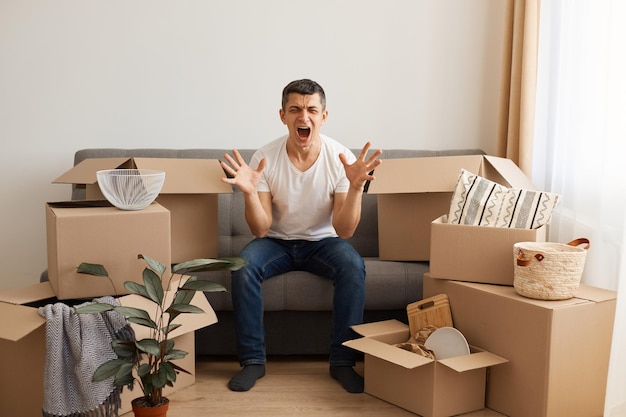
[424, 326, 471, 359]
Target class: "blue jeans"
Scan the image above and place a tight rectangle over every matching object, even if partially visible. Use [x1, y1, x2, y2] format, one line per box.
[231, 237, 366, 367]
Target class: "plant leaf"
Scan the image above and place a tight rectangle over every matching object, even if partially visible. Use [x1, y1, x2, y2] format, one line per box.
[170, 361, 192, 376]
[173, 286, 195, 306]
[77, 263, 109, 277]
[123, 281, 150, 299]
[173, 258, 228, 272]
[113, 361, 135, 387]
[114, 368, 135, 387]
[161, 361, 177, 382]
[154, 370, 168, 389]
[142, 268, 164, 305]
[148, 365, 170, 389]
[93, 358, 129, 381]
[126, 316, 159, 330]
[139, 254, 166, 275]
[136, 338, 161, 356]
[111, 339, 138, 358]
[114, 306, 153, 322]
[219, 256, 248, 271]
[167, 303, 205, 315]
[173, 257, 246, 273]
[162, 323, 182, 335]
[163, 339, 175, 354]
[137, 363, 151, 378]
[115, 297, 159, 329]
[181, 278, 227, 293]
[165, 348, 188, 361]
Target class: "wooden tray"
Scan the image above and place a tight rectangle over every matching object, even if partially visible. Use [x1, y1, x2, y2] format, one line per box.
[406, 294, 453, 335]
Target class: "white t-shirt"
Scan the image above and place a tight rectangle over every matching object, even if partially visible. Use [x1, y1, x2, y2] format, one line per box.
[250, 134, 356, 241]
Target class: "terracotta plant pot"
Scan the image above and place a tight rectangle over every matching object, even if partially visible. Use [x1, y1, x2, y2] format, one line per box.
[131, 397, 169, 417]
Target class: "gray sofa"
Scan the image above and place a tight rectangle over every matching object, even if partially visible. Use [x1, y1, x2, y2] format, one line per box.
[57, 147, 484, 356]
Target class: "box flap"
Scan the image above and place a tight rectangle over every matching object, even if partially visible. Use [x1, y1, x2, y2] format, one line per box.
[53, 157, 233, 195]
[368, 155, 483, 194]
[0, 298, 48, 342]
[0, 282, 56, 305]
[0, 282, 54, 342]
[368, 154, 537, 195]
[574, 284, 617, 303]
[133, 158, 233, 194]
[438, 351, 508, 372]
[351, 319, 408, 338]
[343, 336, 433, 369]
[481, 155, 536, 190]
[119, 290, 217, 339]
[52, 158, 132, 185]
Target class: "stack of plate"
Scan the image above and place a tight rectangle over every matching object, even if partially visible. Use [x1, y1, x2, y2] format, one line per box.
[424, 327, 471, 359]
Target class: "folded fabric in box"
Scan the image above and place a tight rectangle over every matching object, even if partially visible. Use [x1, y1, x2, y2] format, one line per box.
[448, 169, 560, 229]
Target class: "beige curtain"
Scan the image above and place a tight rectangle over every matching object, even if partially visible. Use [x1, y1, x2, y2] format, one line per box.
[496, 0, 541, 176]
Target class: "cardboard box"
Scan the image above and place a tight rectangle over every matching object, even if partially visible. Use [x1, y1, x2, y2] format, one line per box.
[423, 274, 616, 417]
[46, 201, 171, 299]
[53, 157, 233, 262]
[0, 281, 217, 417]
[429, 214, 546, 285]
[344, 320, 507, 417]
[367, 155, 535, 261]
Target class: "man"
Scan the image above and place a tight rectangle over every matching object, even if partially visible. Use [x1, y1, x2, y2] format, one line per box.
[220, 79, 382, 393]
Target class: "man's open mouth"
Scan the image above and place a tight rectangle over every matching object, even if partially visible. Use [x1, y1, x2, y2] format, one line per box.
[297, 127, 311, 139]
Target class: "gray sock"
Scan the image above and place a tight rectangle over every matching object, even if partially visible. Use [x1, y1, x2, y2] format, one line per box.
[228, 364, 266, 392]
[330, 365, 364, 393]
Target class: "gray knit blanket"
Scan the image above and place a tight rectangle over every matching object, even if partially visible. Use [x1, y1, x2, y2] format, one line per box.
[38, 297, 136, 417]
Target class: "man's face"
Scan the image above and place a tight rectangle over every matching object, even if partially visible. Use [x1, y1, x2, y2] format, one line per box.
[279, 92, 328, 150]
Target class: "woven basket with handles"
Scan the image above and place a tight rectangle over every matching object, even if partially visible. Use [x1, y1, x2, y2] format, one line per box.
[513, 238, 590, 300]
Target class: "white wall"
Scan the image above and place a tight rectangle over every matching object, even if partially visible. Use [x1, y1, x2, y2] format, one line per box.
[0, 0, 508, 290]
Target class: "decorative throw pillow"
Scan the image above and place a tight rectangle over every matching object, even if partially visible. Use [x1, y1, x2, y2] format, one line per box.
[447, 169, 560, 229]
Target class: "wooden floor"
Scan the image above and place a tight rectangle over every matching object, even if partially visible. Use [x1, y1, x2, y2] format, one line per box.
[130, 356, 505, 417]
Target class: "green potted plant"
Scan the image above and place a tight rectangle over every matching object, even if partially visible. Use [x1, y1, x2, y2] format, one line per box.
[74, 254, 245, 416]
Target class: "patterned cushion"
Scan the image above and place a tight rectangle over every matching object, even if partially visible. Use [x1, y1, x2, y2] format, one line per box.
[448, 169, 560, 229]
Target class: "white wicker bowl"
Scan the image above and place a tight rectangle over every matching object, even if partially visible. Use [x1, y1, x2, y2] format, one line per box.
[96, 169, 165, 210]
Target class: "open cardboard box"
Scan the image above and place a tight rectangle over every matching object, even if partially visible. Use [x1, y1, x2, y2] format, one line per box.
[344, 319, 507, 417]
[424, 274, 616, 417]
[46, 201, 172, 300]
[0, 279, 217, 417]
[367, 155, 536, 261]
[53, 157, 233, 262]
[429, 214, 546, 285]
